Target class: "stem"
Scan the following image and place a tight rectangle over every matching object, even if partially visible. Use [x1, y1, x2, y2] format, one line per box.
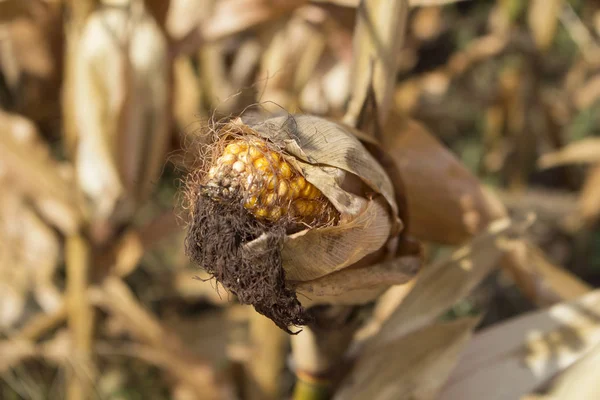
[66, 234, 95, 400]
[244, 311, 288, 400]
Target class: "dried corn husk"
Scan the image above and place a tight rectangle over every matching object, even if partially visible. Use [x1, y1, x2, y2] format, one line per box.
[184, 114, 418, 329]
[369, 215, 532, 347]
[247, 115, 408, 291]
[439, 289, 600, 400]
[382, 114, 506, 244]
[335, 318, 479, 400]
[72, 0, 170, 227]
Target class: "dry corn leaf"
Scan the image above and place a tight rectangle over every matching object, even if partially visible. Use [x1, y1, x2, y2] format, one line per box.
[166, 0, 213, 41]
[2, 0, 63, 123]
[0, 189, 62, 321]
[0, 0, 29, 22]
[528, 0, 561, 52]
[369, 215, 532, 347]
[0, 339, 37, 373]
[89, 277, 231, 398]
[439, 289, 600, 400]
[245, 311, 289, 400]
[173, 0, 308, 55]
[0, 112, 80, 234]
[382, 115, 506, 244]
[311, 0, 471, 10]
[335, 317, 480, 400]
[538, 138, 600, 169]
[344, 0, 409, 128]
[532, 342, 600, 400]
[578, 163, 600, 226]
[173, 55, 203, 130]
[505, 240, 591, 307]
[281, 197, 393, 281]
[73, 1, 170, 225]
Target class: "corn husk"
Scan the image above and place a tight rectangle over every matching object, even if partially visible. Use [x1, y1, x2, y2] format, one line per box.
[534, 342, 600, 400]
[369, 215, 532, 347]
[438, 289, 600, 400]
[335, 318, 479, 400]
[243, 115, 412, 297]
[72, 0, 170, 225]
[382, 114, 506, 244]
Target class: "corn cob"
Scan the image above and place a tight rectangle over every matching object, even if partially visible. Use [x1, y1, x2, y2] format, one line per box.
[204, 137, 337, 225]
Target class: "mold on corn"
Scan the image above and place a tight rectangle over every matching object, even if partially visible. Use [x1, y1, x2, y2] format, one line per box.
[204, 137, 336, 225]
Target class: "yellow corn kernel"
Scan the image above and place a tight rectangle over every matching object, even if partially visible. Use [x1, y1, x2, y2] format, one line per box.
[293, 199, 311, 216]
[220, 153, 237, 165]
[225, 142, 244, 155]
[248, 145, 264, 160]
[254, 157, 270, 171]
[244, 196, 258, 209]
[269, 207, 282, 220]
[208, 166, 217, 178]
[280, 162, 292, 179]
[294, 176, 307, 190]
[232, 161, 245, 174]
[268, 152, 281, 164]
[236, 151, 249, 164]
[267, 176, 277, 190]
[300, 183, 313, 199]
[255, 207, 269, 219]
[263, 192, 277, 206]
[289, 180, 302, 199]
[277, 181, 288, 198]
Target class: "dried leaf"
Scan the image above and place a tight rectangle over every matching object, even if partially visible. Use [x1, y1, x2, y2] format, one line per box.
[173, 55, 203, 130]
[503, 241, 591, 307]
[173, 0, 308, 56]
[439, 289, 600, 400]
[370, 216, 532, 347]
[335, 318, 479, 400]
[90, 277, 232, 399]
[0, 339, 37, 373]
[382, 115, 506, 244]
[73, 3, 170, 224]
[344, 0, 409, 127]
[0, 112, 81, 234]
[578, 163, 600, 226]
[536, 343, 600, 400]
[0, 190, 62, 316]
[538, 138, 600, 168]
[528, 0, 561, 52]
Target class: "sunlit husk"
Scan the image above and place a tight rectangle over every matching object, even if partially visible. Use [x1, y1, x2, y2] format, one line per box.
[239, 115, 405, 287]
[382, 113, 506, 244]
[439, 289, 600, 400]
